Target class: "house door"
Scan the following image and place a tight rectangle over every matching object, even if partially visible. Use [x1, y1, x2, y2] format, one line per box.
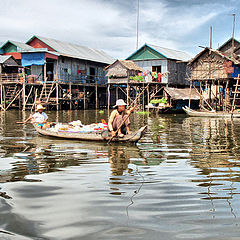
[89, 67, 96, 83]
[46, 62, 54, 81]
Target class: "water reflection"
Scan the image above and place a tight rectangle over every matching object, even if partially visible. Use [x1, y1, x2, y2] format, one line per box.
[2, 111, 240, 239]
[109, 146, 131, 176]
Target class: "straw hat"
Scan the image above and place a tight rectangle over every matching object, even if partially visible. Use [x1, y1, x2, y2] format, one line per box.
[36, 104, 45, 111]
[114, 99, 127, 108]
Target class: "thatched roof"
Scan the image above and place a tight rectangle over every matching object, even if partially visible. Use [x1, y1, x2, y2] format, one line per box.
[119, 60, 144, 71]
[106, 68, 128, 77]
[188, 47, 240, 65]
[105, 60, 144, 77]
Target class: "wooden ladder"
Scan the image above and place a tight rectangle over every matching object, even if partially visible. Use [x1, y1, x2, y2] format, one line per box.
[231, 75, 240, 112]
[38, 81, 56, 104]
[5, 85, 17, 103]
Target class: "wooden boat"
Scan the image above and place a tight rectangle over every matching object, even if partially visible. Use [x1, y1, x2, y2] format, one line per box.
[182, 106, 240, 118]
[33, 124, 147, 143]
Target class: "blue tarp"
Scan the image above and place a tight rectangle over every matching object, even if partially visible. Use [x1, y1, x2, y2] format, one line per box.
[231, 64, 240, 78]
[21, 52, 45, 66]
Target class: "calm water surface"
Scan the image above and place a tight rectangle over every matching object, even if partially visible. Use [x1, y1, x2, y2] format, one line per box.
[1, 110, 240, 239]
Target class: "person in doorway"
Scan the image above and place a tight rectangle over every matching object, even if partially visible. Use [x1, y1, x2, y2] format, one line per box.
[25, 104, 48, 129]
[47, 71, 53, 81]
[108, 99, 133, 138]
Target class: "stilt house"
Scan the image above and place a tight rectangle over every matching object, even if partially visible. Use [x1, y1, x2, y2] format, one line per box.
[126, 43, 192, 86]
[188, 41, 240, 112]
[0, 36, 114, 111]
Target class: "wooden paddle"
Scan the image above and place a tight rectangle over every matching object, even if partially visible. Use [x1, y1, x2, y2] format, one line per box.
[107, 84, 149, 144]
[16, 121, 26, 124]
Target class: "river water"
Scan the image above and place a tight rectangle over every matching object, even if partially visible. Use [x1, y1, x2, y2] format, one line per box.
[1, 110, 240, 239]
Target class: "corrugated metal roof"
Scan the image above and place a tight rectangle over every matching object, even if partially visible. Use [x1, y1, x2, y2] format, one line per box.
[27, 36, 114, 64]
[20, 48, 60, 56]
[0, 55, 11, 64]
[164, 87, 200, 100]
[148, 44, 192, 61]
[0, 41, 34, 51]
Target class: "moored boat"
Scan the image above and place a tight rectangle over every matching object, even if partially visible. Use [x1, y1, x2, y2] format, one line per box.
[182, 106, 240, 118]
[34, 124, 147, 143]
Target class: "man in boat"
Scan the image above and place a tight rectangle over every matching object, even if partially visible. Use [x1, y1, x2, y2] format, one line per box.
[108, 99, 133, 138]
[24, 104, 48, 129]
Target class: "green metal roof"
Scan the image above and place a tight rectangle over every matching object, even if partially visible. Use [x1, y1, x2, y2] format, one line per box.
[127, 44, 166, 61]
[0, 40, 34, 53]
[127, 43, 192, 61]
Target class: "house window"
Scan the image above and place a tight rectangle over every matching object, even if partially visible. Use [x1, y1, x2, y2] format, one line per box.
[152, 66, 161, 73]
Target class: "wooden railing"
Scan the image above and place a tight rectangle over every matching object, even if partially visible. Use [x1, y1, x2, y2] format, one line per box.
[0, 73, 108, 85]
[0, 73, 21, 82]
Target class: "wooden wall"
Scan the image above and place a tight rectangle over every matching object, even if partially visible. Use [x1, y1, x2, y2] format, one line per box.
[133, 59, 168, 83]
[56, 56, 107, 82]
[167, 60, 189, 86]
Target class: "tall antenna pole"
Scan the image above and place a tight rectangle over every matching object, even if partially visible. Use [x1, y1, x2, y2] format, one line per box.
[210, 26, 213, 49]
[136, 0, 140, 50]
[232, 13, 236, 57]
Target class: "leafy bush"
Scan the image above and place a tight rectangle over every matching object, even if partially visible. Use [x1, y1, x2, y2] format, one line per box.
[150, 98, 167, 104]
[130, 75, 144, 81]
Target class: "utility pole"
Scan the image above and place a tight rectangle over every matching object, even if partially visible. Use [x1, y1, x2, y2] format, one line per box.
[231, 13, 236, 57]
[210, 26, 213, 49]
[136, 0, 140, 50]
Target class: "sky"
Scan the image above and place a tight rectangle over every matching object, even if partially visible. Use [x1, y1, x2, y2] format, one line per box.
[0, 0, 239, 59]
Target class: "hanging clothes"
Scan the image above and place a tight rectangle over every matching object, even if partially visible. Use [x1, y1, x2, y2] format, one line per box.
[157, 73, 163, 82]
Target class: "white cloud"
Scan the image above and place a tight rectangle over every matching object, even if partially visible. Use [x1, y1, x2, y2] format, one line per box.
[0, 0, 237, 59]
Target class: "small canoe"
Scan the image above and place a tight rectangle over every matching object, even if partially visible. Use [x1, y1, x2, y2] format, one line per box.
[182, 106, 240, 118]
[34, 124, 147, 143]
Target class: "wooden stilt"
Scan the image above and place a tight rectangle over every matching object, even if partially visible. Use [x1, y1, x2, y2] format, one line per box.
[147, 84, 149, 107]
[0, 84, 3, 109]
[199, 81, 202, 108]
[189, 81, 192, 108]
[3, 86, 6, 110]
[116, 86, 118, 101]
[143, 82, 145, 110]
[95, 82, 98, 109]
[83, 85, 86, 110]
[56, 82, 59, 111]
[69, 82, 72, 110]
[108, 84, 110, 111]
[127, 82, 129, 107]
[44, 61, 47, 82]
